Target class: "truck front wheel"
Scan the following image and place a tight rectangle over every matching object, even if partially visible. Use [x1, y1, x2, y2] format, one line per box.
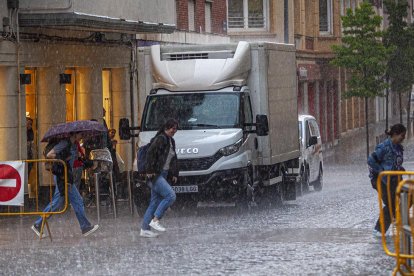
[237, 169, 265, 210]
[302, 166, 310, 193]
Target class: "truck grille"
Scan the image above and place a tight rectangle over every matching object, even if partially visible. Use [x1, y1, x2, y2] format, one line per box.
[178, 152, 222, 171]
[162, 51, 234, 61]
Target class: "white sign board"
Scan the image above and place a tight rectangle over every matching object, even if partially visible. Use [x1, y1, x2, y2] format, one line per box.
[0, 161, 25, 206]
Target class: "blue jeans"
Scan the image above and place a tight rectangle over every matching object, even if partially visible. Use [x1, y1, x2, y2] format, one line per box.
[72, 167, 83, 190]
[141, 171, 176, 230]
[35, 176, 92, 231]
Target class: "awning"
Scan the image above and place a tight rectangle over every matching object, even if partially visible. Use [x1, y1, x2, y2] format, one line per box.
[18, 12, 175, 34]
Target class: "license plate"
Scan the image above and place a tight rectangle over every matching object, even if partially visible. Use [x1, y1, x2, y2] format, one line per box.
[172, 185, 198, 193]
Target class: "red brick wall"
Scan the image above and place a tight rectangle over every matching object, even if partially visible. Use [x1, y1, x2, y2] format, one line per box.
[176, 0, 188, 31]
[211, 0, 227, 35]
[195, 0, 205, 32]
[175, 0, 227, 35]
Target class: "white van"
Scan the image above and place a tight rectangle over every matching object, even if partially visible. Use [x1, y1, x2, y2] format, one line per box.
[298, 115, 323, 194]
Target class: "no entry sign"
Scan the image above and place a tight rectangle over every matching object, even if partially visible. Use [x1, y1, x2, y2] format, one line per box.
[0, 161, 24, 206]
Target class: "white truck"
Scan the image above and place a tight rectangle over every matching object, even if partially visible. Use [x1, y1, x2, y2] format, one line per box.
[121, 41, 300, 208]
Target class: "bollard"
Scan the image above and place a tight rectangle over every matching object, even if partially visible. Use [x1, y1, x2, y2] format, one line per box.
[94, 172, 100, 223]
[127, 171, 134, 215]
[108, 172, 117, 219]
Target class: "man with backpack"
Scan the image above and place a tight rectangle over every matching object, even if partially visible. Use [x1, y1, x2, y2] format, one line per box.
[31, 131, 99, 238]
[140, 119, 179, 238]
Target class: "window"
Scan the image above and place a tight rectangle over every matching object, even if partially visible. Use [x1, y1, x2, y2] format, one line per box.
[228, 0, 267, 30]
[309, 120, 320, 137]
[319, 0, 333, 34]
[188, 0, 195, 32]
[142, 93, 240, 131]
[305, 121, 311, 145]
[205, 2, 212, 33]
[242, 94, 253, 131]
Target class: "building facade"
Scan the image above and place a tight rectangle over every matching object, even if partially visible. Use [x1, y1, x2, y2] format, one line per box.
[293, 0, 394, 146]
[0, 0, 176, 187]
[294, 0, 344, 146]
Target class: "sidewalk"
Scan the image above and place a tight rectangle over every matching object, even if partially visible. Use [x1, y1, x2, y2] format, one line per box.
[324, 117, 413, 165]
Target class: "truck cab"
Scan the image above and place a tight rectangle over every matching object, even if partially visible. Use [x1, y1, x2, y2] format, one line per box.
[139, 87, 260, 204]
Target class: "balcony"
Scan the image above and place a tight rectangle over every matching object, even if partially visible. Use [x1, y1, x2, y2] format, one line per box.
[17, 0, 175, 34]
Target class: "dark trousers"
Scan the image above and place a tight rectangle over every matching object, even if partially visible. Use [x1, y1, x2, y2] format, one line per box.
[374, 178, 397, 233]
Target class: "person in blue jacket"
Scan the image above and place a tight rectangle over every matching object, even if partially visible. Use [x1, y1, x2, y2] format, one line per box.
[368, 123, 406, 237]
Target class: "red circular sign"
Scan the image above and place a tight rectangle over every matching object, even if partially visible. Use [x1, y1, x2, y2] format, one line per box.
[0, 164, 22, 202]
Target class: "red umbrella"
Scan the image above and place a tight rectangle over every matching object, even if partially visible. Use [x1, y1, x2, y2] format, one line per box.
[41, 120, 107, 142]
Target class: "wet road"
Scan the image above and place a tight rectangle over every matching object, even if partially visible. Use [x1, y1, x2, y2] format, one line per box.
[2, 141, 414, 275]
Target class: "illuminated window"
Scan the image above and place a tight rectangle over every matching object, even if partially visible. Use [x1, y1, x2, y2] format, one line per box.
[65, 69, 76, 122]
[102, 70, 112, 128]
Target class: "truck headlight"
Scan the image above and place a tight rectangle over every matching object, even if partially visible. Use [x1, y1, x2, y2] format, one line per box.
[219, 138, 243, 156]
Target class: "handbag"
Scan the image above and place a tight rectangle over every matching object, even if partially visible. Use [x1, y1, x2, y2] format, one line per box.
[52, 162, 73, 197]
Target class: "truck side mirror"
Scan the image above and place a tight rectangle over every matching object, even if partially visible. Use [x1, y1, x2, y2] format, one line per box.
[256, 115, 269, 136]
[308, 136, 318, 147]
[119, 118, 132, 140]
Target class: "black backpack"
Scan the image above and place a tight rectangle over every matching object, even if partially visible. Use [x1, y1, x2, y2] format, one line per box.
[43, 139, 71, 171]
[137, 134, 167, 174]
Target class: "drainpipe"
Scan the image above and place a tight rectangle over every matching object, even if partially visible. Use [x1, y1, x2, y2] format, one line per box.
[284, 0, 289, 43]
[129, 37, 137, 170]
[16, 8, 22, 159]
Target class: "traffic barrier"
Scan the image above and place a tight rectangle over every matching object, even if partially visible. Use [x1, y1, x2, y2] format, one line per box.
[0, 159, 68, 241]
[376, 171, 414, 275]
[394, 178, 414, 275]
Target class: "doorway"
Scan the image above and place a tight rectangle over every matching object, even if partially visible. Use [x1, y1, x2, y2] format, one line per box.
[24, 68, 38, 198]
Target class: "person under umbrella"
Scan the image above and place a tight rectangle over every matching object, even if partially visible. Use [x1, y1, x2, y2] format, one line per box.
[41, 120, 107, 142]
[31, 131, 99, 238]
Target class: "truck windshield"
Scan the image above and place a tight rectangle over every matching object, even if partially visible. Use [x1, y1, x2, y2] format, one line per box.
[142, 93, 240, 131]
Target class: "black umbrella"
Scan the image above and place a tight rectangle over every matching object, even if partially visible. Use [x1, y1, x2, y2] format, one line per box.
[41, 120, 107, 142]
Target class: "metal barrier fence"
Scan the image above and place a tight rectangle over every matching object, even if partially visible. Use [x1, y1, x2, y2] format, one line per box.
[0, 156, 135, 241]
[377, 171, 414, 275]
[0, 159, 68, 241]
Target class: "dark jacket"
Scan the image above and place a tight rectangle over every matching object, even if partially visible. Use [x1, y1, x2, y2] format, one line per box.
[145, 133, 179, 180]
[367, 138, 404, 189]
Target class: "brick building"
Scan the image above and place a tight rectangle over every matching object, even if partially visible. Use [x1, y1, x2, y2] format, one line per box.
[293, 0, 393, 146]
[137, 0, 229, 45]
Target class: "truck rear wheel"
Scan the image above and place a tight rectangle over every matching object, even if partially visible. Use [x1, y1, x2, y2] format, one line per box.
[313, 166, 323, 192]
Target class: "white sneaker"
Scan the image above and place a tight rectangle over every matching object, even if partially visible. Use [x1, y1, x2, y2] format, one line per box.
[372, 229, 382, 238]
[149, 219, 166, 232]
[31, 224, 48, 238]
[140, 229, 159, 238]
